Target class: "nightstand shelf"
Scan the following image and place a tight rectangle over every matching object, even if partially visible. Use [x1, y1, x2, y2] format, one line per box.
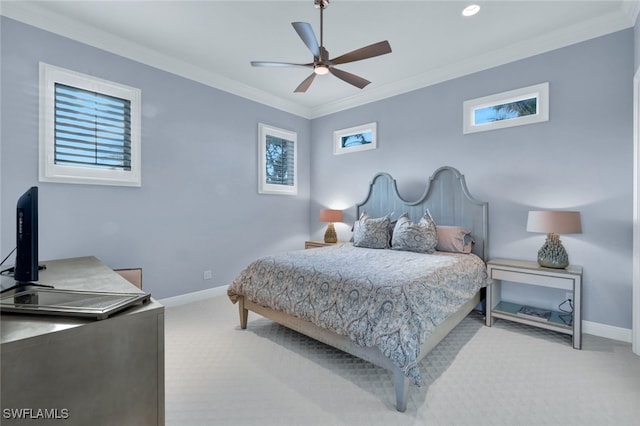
[486, 258, 582, 349]
[492, 301, 573, 333]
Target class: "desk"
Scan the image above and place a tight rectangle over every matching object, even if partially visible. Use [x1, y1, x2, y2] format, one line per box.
[0, 257, 164, 425]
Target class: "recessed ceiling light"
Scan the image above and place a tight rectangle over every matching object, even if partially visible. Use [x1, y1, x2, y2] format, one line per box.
[462, 4, 481, 17]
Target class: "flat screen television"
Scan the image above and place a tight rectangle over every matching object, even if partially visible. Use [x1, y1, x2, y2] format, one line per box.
[14, 186, 38, 284]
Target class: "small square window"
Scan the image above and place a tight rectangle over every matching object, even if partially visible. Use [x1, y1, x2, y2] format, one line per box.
[39, 63, 141, 186]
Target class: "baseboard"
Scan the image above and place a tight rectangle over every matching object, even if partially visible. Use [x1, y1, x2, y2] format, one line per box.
[159, 285, 229, 308]
[158, 287, 633, 343]
[582, 320, 632, 343]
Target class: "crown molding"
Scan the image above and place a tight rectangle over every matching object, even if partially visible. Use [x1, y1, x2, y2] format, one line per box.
[0, 1, 314, 119]
[2, 1, 634, 120]
[309, 6, 635, 118]
[622, 0, 640, 24]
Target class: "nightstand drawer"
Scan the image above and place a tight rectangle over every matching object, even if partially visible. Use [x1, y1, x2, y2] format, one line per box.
[491, 269, 573, 290]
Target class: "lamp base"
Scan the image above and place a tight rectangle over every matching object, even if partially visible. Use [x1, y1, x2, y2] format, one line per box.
[537, 233, 569, 269]
[323, 223, 337, 243]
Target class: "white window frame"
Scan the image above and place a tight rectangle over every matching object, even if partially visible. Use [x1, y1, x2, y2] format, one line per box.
[258, 123, 298, 196]
[39, 62, 142, 186]
[333, 122, 377, 155]
[463, 82, 549, 134]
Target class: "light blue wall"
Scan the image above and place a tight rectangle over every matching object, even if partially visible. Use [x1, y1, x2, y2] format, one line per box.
[310, 29, 634, 329]
[1, 17, 635, 330]
[0, 17, 311, 299]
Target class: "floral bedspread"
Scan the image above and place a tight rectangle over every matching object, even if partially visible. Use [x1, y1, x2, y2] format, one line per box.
[227, 243, 489, 385]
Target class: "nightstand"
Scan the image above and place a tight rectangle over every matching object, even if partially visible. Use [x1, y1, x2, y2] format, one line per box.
[485, 258, 583, 349]
[304, 240, 338, 249]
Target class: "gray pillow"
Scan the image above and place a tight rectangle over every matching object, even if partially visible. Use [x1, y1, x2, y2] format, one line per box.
[353, 212, 392, 249]
[351, 216, 397, 245]
[391, 212, 437, 253]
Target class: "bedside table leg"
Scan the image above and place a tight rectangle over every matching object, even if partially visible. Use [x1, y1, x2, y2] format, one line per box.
[572, 308, 581, 349]
[572, 335, 581, 350]
[572, 277, 582, 349]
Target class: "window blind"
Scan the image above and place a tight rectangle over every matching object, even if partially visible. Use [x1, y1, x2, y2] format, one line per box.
[54, 83, 132, 171]
[265, 135, 294, 186]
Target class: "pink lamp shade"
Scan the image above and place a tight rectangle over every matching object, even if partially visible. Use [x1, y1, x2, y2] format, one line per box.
[526, 210, 581, 269]
[526, 211, 582, 234]
[319, 209, 342, 244]
[319, 209, 343, 223]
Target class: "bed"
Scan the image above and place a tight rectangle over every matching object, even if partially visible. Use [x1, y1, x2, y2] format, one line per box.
[227, 166, 489, 411]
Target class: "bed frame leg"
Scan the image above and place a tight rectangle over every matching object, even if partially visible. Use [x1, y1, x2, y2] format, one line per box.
[393, 369, 409, 412]
[239, 296, 248, 329]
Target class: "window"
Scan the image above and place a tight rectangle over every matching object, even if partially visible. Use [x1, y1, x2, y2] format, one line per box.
[333, 122, 377, 155]
[258, 123, 297, 195]
[463, 82, 549, 134]
[39, 63, 141, 186]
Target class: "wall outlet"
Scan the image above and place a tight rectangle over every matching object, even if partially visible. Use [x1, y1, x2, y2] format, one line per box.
[203, 270, 213, 280]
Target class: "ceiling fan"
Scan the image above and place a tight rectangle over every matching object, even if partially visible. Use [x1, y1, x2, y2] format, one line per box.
[251, 0, 392, 93]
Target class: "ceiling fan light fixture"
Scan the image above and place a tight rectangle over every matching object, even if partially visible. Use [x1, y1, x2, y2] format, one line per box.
[314, 65, 329, 75]
[462, 4, 480, 17]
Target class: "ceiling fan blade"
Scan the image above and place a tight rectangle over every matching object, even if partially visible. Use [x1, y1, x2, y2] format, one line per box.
[292, 22, 320, 58]
[294, 73, 317, 93]
[251, 61, 313, 68]
[329, 67, 371, 89]
[330, 41, 392, 65]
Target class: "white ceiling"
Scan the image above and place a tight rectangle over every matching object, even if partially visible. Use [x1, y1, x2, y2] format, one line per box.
[2, 1, 638, 118]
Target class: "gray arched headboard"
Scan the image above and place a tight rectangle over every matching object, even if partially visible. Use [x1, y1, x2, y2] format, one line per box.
[356, 166, 489, 261]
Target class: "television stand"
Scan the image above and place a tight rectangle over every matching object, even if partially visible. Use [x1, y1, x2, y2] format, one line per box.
[1, 256, 164, 425]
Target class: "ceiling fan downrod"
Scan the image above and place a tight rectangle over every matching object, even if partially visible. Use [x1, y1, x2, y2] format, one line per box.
[315, 0, 328, 49]
[314, 1, 329, 74]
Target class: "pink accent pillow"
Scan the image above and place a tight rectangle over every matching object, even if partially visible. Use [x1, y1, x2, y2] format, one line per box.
[436, 226, 474, 253]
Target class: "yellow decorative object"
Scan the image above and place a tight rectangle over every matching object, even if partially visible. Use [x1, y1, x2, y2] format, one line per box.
[324, 223, 338, 243]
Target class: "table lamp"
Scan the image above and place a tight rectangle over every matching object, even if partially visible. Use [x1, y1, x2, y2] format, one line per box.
[526, 210, 582, 268]
[319, 209, 343, 243]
